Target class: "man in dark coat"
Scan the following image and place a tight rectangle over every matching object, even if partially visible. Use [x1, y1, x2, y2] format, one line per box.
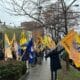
[45, 46, 64, 80]
[22, 48, 29, 73]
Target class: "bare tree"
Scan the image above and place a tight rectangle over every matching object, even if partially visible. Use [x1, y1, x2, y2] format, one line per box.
[42, 0, 78, 41]
[0, 0, 78, 42]
[0, 0, 51, 25]
[0, 0, 78, 33]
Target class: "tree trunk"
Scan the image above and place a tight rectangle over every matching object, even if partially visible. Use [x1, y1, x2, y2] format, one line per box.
[64, 10, 70, 71]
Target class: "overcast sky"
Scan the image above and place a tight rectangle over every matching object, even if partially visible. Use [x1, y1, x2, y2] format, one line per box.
[0, 0, 80, 27]
[0, 6, 29, 26]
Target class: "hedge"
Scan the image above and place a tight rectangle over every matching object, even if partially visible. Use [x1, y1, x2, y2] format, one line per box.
[0, 60, 26, 80]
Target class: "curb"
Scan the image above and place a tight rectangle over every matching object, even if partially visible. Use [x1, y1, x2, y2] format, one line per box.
[19, 72, 29, 80]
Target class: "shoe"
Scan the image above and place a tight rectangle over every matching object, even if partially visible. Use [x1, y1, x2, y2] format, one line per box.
[26, 70, 29, 74]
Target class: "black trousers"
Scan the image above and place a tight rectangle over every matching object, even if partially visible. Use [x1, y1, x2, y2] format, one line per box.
[51, 70, 57, 80]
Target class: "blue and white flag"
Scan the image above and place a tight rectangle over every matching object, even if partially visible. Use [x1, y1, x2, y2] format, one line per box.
[22, 38, 35, 63]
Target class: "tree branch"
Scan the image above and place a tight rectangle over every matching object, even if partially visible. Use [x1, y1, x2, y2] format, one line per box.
[67, 0, 77, 11]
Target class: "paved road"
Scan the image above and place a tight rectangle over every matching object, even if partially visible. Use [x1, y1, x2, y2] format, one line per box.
[24, 58, 80, 80]
[25, 58, 51, 80]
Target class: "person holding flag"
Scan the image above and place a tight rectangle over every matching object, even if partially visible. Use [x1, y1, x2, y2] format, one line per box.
[21, 38, 36, 73]
[45, 43, 64, 80]
[26, 38, 36, 66]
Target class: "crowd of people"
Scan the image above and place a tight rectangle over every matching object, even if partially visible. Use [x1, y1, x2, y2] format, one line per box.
[0, 33, 64, 80]
[4, 38, 48, 73]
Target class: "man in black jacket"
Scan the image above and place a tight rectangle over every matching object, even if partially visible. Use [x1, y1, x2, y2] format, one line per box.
[45, 46, 64, 80]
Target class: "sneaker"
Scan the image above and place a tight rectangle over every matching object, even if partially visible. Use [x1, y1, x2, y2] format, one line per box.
[26, 70, 29, 74]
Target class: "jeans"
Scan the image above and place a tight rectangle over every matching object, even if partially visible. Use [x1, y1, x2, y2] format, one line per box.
[51, 71, 57, 80]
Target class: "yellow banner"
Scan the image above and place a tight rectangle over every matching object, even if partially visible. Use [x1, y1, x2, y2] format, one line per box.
[42, 35, 56, 49]
[61, 30, 80, 68]
[4, 33, 13, 59]
[10, 33, 16, 45]
[20, 31, 27, 49]
[5, 33, 10, 46]
[34, 35, 44, 52]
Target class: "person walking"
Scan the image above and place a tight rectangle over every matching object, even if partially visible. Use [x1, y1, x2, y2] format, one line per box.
[45, 46, 64, 80]
[22, 48, 29, 73]
[11, 43, 16, 60]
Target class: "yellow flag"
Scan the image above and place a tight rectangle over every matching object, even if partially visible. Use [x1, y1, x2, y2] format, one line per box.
[4, 33, 13, 59]
[75, 32, 80, 44]
[34, 34, 44, 52]
[10, 33, 16, 45]
[47, 36, 56, 49]
[4, 33, 10, 46]
[36, 35, 43, 45]
[42, 35, 56, 49]
[61, 30, 80, 68]
[20, 31, 27, 49]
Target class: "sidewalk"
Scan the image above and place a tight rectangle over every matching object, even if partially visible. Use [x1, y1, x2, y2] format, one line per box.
[24, 58, 51, 80]
[23, 58, 80, 80]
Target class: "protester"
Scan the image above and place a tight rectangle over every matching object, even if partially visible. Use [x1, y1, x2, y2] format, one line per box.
[45, 44, 64, 80]
[13, 41, 19, 60]
[21, 38, 36, 67]
[11, 43, 16, 60]
[0, 47, 4, 60]
[29, 46, 36, 67]
[44, 46, 50, 61]
[22, 48, 29, 73]
[33, 50, 37, 64]
[18, 44, 22, 61]
[36, 50, 42, 64]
